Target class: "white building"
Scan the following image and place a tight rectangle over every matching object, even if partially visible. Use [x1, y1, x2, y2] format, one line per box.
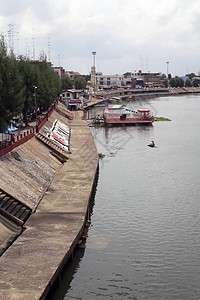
[96, 72, 124, 88]
[61, 89, 84, 110]
[95, 71, 163, 89]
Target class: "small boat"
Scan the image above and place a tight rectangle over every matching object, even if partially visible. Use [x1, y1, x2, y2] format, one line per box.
[148, 141, 155, 147]
[103, 106, 154, 125]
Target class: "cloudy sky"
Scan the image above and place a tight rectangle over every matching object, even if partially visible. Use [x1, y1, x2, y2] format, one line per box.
[1, 0, 200, 76]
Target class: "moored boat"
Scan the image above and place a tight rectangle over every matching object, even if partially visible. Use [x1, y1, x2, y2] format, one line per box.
[103, 105, 154, 125]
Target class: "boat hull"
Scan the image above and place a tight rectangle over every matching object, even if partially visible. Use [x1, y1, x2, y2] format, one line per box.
[103, 115, 154, 125]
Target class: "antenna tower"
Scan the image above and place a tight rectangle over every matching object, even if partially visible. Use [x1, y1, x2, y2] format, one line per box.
[48, 34, 51, 62]
[8, 24, 15, 54]
[16, 31, 19, 57]
[32, 38, 35, 60]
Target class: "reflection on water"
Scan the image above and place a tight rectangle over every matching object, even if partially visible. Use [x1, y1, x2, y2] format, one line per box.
[50, 95, 200, 300]
[47, 248, 86, 300]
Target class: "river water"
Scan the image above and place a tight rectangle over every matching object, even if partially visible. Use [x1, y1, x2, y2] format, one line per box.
[50, 94, 200, 300]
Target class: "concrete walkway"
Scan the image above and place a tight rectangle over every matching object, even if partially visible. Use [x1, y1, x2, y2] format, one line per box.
[0, 107, 99, 299]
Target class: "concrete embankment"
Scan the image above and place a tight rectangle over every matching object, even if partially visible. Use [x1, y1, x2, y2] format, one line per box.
[0, 103, 99, 299]
[84, 87, 200, 109]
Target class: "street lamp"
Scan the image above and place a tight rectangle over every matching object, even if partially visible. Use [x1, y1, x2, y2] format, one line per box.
[33, 85, 37, 126]
[92, 51, 96, 96]
[166, 61, 169, 87]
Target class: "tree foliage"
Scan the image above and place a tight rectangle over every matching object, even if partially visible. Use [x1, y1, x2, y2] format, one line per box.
[163, 79, 168, 87]
[0, 38, 24, 129]
[169, 76, 184, 88]
[193, 79, 199, 87]
[160, 73, 166, 80]
[74, 75, 86, 89]
[185, 78, 192, 87]
[185, 73, 196, 80]
[82, 74, 90, 84]
[0, 37, 62, 130]
[61, 75, 73, 89]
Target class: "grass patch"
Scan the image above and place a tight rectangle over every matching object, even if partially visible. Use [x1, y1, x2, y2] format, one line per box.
[93, 121, 105, 128]
[154, 116, 171, 121]
[98, 153, 105, 159]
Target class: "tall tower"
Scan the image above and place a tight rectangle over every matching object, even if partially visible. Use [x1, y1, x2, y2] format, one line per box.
[91, 65, 96, 89]
[91, 51, 97, 94]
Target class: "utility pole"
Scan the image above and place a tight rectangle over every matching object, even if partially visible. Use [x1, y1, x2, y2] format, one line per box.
[33, 85, 38, 128]
[166, 61, 169, 87]
[92, 51, 96, 96]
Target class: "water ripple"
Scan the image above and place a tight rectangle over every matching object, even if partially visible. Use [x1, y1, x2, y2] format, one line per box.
[63, 96, 200, 300]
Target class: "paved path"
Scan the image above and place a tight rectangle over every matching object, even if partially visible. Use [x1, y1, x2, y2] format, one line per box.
[0, 108, 98, 299]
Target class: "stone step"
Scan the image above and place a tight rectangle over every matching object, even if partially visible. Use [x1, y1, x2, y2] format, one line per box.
[0, 188, 32, 228]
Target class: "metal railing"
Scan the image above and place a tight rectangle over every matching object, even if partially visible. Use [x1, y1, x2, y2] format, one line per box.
[0, 98, 59, 158]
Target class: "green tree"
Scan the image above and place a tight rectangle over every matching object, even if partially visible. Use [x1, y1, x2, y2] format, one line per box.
[74, 75, 86, 89]
[61, 75, 73, 89]
[82, 74, 91, 84]
[169, 76, 184, 88]
[169, 77, 176, 87]
[193, 79, 199, 87]
[0, 37, 24, 130]
[185, 78, 192, 87]
[0, 36, 62, 130]
[176, 77, 184, 87]
[160, 73, 166, 80]
[18, 58, 37, 125]
[34, 60, 61, 113]
[185, 72, 196, 80]
[18, 57, 61, 126]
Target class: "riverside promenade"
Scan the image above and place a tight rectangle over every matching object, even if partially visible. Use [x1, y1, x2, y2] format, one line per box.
[0, 103, 99, 299]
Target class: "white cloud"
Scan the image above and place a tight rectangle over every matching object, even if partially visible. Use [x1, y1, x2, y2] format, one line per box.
[1, 0, 200, 76]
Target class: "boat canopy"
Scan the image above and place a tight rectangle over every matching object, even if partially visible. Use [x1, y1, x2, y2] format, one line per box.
[138, 108, 150, 113]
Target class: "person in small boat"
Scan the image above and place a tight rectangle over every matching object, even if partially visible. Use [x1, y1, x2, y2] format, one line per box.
[148, 140, 155, 147]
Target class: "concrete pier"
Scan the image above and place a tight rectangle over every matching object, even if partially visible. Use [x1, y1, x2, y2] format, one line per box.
[0, 104, 99, 299]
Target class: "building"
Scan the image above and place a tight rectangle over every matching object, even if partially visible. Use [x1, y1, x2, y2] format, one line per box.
[52, 66, 66, 78]
[96, 72, 124, 89]
[65, 71, 82, 80]
[95, 71, 163, 89]
[140, 72, 163, 87]
[61, 89, 84, 110]
[52, 67, 81, 80]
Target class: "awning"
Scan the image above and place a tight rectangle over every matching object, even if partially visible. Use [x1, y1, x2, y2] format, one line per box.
[69, 103, 81, 105]
[2, 125, 18, 134]
[69, 99, 82, 103]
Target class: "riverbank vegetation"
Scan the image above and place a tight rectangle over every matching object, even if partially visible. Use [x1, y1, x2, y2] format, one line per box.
[0, 36, 62, 130]
[163, 73, 199, 88]
[61, 74, 88, 90]
[98, 152, 105, 159]
[154, 116, 171, 121]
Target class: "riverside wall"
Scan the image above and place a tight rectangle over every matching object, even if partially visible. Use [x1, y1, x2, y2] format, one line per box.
[0, 102, 99, 299]
[83, 87, 200, 109]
